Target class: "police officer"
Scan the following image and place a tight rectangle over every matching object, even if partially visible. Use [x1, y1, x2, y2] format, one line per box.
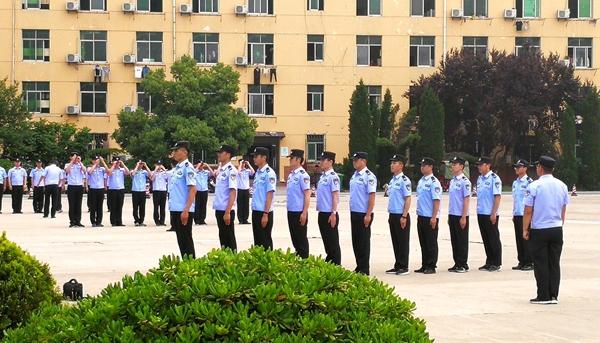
[475, 156, 503, 272]
[524, 156, 569, 305]
[250, 147, 277, 250]
[448, 156, 471, 273]
[38, 159, 62, 218]
[107, 156, 130, 227]
[151, 160, 168, 226]
[131, 160, 151, 227]
[194, 160, 213, 225]
[7, 158, 27, 214]
[169, 141, 197, 258]
[0, 164, 6, 214]
[415, 157, 442, 274]
[213, 144, 238, 250]
[349, 151, 376, 276]
[237, 159, 255, 225]
[316, 151, 341, 265]
[87, 156, 108, 227]
[386, 154, 412, 276]
[512, 159, 534, 271]
[30, 159, 45, 213]
[286, 149, 311, 258]
[65, 152, 87, 227]
[165, 160, 177, 232]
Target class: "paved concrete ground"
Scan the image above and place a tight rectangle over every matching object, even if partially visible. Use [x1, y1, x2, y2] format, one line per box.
[1, 192, 598, 342]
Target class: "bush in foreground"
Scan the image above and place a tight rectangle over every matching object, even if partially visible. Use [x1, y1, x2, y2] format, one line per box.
[0, 232, 61, 339]
[2, 247, 432, 342]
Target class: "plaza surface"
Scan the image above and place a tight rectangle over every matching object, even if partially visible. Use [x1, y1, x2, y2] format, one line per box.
[1, 191, 598, 343]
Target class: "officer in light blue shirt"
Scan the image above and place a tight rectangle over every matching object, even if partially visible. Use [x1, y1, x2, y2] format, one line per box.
[286, 149, 311, 258]
[511, 159, 534, 270]
[250, 147, 277, 250]
[213, 144, 238, 250]
[131, 160, 152, 226]
[193, 160, 213, 225]
[386, 154, 412, 276]
[475, 156, 503, 272]
[415, 157, 441, 274]
[150, 160, 168, 227]
[349, 151, 376, 276]
[107, 156, 130, 227]
[65, 153, 87, 227]
[523, 156, 569, 304]
[87, 156, 109, 227]
[447, 156, 471, 273]
[30, 159, 45, 213]
[0, 165, 6, 214]
[8, 158, 27, 214]
[236, 159, 255, 225]
[316, 151, 341, 265]
[168, 141, 197, 258]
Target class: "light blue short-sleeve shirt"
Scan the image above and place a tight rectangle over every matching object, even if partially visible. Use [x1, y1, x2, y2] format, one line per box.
[131, 169, 149, 192]
[213, 162, 238, 211]
[524, 174, 569, 229]
[152, 170, 168, 191]
[0, 167, 6, 183]
[448, 173, 471, 216]
[286, 167, 310, 212]
[251, 165, 277, 212]
[349, 168, 377, 213]
[30, 168, 45, 187]
[108, 168, 126, 190]
[88, 167, 107, 189]
[8, 167, 27, 186]
[168, 160, 197, 212]
[237, 168, 254, 190]
[65, 163, 86, 186]
[43, 165, 62, 185]
[195, 169, 210, 192]
[476, 171, 502, 215]
[416, 174, 442, 218]
[512, 175, 533, 216]
[388, 173, 411, 214]
[316, 170, 340, 212]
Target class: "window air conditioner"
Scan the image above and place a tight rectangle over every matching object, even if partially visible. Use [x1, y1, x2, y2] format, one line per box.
[66, 53, 81, 63]
[180, 4, 193, 13]
[557, 9, 570, 19]
[40, 100, 50, 109]
[122, 2, 136, 12]
[66, 1, 79, 11]
[235, 5, 248, 14]
[123, 54, 136, 64]
[66, 105, 79, 115]
[558, 59, 570, 67]
[451, 9, 463, 18]
[504, 9, 517, 19]
[235, 56, 248, 66]
[123, 105, 136, 113]
[236, 107, 248, 114]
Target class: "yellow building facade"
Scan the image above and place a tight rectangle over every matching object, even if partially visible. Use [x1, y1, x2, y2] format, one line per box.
[0, 0, 598, 175]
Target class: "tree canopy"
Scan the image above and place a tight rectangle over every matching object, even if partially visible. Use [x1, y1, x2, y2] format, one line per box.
[112, 56, 258, 161]
[347, 79, 379, 171]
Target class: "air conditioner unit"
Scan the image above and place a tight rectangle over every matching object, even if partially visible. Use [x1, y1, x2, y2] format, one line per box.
[66, 53, 81, 63]
[66, 1, 79, 11]
[123, 54, 136, 64]
[235, 5, 248, 14]
[236, 107, 248, 114]
[40, 100, 50, 109]
[66, 105, 79, 115]
[451, 8, 463, 18]
[557, 9, 570, 19]
[558, 59, 571, 67]
[504, 9, 517, 19]
[235, 56, 247, 66]
[122, 2, 136, 12]
[123, 105, 137, 113]
[180, 4, 192, 13]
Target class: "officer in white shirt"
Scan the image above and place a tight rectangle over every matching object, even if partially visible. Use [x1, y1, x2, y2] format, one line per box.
[38, 159, 62, 218]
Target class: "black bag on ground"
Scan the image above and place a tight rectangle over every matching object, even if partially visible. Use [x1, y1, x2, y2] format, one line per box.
[63, 279, 83, 300]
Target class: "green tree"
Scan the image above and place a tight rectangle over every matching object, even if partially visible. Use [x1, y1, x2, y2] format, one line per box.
[579, 88, 600, 190]
[0, 78, 32, 160]
[347, 79, 379, 171]
[554, 105, 579, 187]
[376, 88, 401, 182]
[28, 120, 91, 162]
[112, 56, 258, 161]
[414, 87, 445, 165]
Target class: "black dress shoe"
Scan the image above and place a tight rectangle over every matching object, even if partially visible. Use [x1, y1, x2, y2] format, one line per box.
[96, 224, 104, 227]
[69, 224, 75, 228]
[166, 228, 176, 232]
[386, 268, 399, 274]
[414, 267, 426, 273]
[117, 224, 126, 227]
[76, 223, 85, 227]
[448, 265, 457, 272]
[521, 264, 534, 271]
[478, 264, 491, 271]
[512, 264, 524, 270]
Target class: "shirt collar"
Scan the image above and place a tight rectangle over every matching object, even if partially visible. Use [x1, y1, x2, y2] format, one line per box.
[422, 173, 432, 180]
[221, 161, 233, 171]
[393, 172, 404, 180]
[453, 173, 465, 180]
[518, 174, 529, 181]
[482, 170, 493, 178]
[176, 159, 190, 168]
[258, 164, 270, 173]
[355, 167, 367, 175]
[539, 174, 553, 180]
[292, 166, 304, 174]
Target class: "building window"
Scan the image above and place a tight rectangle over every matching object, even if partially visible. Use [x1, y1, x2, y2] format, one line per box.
[568, 38, 593, 69]
[81, 82, 107, 114]
[410, 36, 435, 67]
[307, 85, 324, 111]
[307, 35, 324, 61]
[463, 0, 487, 17]
[248, 34, 274, 65]
[463, 37, 488, 56]
[89, 133, 109, 150]
[22, 30, 49, 62]
[136, 32, 163, 63]
[248, 85, 274, 116]
[307, 134, 325, 162]
[307, 0, 323, 10]
[193, 0, 218, 13]
[80, 0, 106, 11]
[569, 0, 592, 18]
[193, 33, 219, 64]
[23, 0, 49, 9]
[249, 0, 273, 14]
[515, 37, 540, 56]
[367, 86, 381, 108]
[80, 31, 107, 63]
[411, 0, 435, 17]
[516, 0, 540, 18]
[137, 0, 163, 12]
[357, 0, 380, 16]
[137, 84, 156, 113]
[22, 82, 50, 114]
[357, 35, 382, 66]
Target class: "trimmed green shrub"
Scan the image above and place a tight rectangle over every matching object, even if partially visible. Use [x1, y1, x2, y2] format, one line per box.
[0, 232, 61, 339]
[2, 248, 432, 342]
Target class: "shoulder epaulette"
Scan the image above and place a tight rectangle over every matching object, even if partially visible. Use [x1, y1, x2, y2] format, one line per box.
[185, 162, 189, 167]
[402, 175, 408, 181]
[365, 170, 371, 175]
[227, 165, 232, 170]
[300, 170, 305, 174]
[462, 176, 468, 180]
[330, 171, 336, 175]
[492, 173, 498, 178]
[527, 177, 533, 183]
[266, 167, 270, 172]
